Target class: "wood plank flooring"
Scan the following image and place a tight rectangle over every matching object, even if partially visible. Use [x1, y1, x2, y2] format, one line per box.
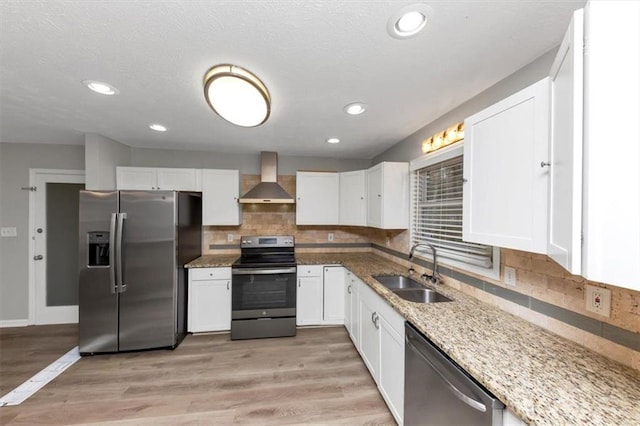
[0, 326, 395, 425]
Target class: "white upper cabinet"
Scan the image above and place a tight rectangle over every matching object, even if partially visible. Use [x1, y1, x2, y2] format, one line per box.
[579, 2, 640, 289]
[548, 9, 584, 274]
[366, 162, 409, 229]
[463, 78, 550, 253]
[116, 167, 201, 191]
[339, 170, 366, 226]
[201, 169, 241, 226]
[296, 171, 339, 225]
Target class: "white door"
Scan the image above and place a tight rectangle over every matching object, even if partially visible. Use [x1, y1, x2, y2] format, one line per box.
[296, 172, 339, 225]
[339, 170, 366, 226]
[31, 169, 85, 324]
[366, 164, 383, 227]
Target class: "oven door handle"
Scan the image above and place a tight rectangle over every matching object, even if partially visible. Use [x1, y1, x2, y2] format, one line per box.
[232, 267, 297, 275]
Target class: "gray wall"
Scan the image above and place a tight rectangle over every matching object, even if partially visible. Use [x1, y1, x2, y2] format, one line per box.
[85, 133, 132, 190]
[0, 143, 85, 322]
[131, 148, 371, 175]
[374, 48, 559, 163]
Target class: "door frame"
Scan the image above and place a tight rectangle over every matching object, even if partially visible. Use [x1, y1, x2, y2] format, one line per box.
[28, 168, 85, 325]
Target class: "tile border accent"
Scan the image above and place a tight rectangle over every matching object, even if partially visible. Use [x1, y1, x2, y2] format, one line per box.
[209, 244, 239, 250]
[371, 244, 639, 352]
[295, 242, 371, 249]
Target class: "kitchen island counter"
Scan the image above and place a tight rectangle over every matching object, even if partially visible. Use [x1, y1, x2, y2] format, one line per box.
[296, 252, 640, 426]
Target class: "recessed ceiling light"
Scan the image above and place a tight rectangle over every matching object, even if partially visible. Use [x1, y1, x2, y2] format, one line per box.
[344, 103, 367, 115]
[82, 80, 119, 95]
[327, 138, 340, 144]
[387, 4, 431, 39]
[149, 124, 167, 132]
[203, 64, 270, 127]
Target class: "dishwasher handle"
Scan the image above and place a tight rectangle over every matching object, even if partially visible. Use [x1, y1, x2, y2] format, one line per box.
[406, 334, 487, 413]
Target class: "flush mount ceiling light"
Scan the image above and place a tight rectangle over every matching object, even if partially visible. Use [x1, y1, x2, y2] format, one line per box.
[82, 80, 119, 95]
[344, 102, 367, 115]
[203, 64, 271, 127]
[387, 4, 431, 39]
[149, 123, 167, 132]
[327, 138, 340, 144]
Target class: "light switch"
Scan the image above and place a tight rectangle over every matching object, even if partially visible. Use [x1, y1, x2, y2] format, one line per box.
[1, 227, 17, 237]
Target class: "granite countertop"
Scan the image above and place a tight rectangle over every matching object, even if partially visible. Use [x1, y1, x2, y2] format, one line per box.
[187, 252, 640, 424]
[185, 254, 239, 268]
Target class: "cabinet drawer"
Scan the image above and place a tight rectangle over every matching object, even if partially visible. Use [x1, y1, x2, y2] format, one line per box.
[297, 265, 323, 277]
[190, 267, 231, 281]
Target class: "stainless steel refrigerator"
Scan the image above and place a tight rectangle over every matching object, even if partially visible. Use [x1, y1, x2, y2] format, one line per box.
[78, 190, 201, 355]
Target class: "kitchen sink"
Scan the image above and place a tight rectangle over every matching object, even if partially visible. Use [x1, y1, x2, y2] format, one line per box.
[392, 288, 453, 304]
[373, 275, 425, 290]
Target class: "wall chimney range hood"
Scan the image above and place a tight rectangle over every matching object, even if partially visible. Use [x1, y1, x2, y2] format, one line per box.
[238, 151, 295, 204]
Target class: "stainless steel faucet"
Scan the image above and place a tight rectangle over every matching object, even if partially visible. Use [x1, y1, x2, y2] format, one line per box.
[409, 242, 440, 284]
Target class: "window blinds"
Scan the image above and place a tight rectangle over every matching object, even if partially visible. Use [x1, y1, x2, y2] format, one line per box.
[412, 155, 493, 268]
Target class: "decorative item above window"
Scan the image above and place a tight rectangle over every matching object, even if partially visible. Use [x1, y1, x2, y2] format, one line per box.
[421, 122, 464, 154]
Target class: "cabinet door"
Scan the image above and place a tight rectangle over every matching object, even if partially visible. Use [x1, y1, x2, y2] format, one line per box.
[188, 279, 231, 332]
[463, 78, 550, 253]
[296, 276, 323, 325]
[202, 169, 241, 226]
[323, 266, 345, 324]
[366, 164, 383, 228]
[358, 290, 380, 380]
[547, 9, 584, 274]
[296, 172, 339, 225]
[350, 276, 360, 346]
[344, 270, 353, 336]
[379, 315, 404, 425]
[581, 1, 640, 289]
[156, 168, 201, 191]
[339, 170, 366, 226]
[116, 167, 157, 190]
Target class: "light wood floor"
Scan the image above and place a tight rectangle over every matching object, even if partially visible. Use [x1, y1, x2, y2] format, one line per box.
[0, 326, 395, 425]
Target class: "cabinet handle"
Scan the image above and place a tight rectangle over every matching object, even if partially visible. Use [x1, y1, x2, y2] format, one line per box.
[371, 311, 376, 324]
[347, 285, 351, 294]
[540, 161, 551, 168]
[374, 313, 379, 329]
[227, 281, 230, 290]
[298, 279, 301, 288]
[377, 194, 381, 198]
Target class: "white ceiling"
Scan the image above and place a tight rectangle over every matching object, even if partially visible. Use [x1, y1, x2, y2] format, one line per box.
[0, 0, 584, 159]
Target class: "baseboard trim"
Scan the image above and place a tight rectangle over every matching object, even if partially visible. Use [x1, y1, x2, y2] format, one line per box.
[0, 319, 30, 328]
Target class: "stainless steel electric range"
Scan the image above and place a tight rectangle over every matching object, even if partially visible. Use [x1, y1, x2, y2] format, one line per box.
[230, 235, 297, 340]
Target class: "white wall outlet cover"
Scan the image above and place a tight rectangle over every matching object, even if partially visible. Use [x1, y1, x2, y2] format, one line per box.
[1, 227, 17, 237]
[328, 233, 334, 242]
[227, 234, 234, 242]
[504, 266, 517, 286]
[585, 284, 611, 318]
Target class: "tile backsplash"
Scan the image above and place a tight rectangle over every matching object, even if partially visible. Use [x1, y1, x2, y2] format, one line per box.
[203, 174, 638, 368]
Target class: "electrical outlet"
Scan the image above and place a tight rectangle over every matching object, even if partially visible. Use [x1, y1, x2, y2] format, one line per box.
[504, 266, 517, 286]
[585, 284, 611, 317]
[1, 227, 17, 237]
[227, 234, 234, 242]
[328, 233, 334, 242]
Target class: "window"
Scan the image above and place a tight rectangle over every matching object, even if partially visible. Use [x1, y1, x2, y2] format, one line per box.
[411, 144, 499, 279]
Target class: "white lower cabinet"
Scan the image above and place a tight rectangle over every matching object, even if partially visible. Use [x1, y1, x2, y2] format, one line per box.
[297, 266, 324, 326]
[344, 270, 360, 344]
[351, 272, 404, 425]
[503, 407, 527, 426]
[188, 268, 231, 333]
[323, 266, 345, 324]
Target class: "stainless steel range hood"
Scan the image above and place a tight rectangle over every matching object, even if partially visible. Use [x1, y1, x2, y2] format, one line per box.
[238, 151, 295, 204]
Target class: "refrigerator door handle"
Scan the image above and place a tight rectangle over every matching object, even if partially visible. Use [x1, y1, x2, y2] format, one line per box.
[109, 213, 118, 294]
[116, 212, 127, 293]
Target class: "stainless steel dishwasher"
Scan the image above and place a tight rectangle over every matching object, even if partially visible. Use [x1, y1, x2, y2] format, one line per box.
[404, 323, 504, 425]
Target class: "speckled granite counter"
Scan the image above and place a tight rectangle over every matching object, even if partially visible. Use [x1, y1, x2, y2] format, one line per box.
[296, 252, 640, 426]
[185, 254, 238, 268]
[187, 252, 640, 425]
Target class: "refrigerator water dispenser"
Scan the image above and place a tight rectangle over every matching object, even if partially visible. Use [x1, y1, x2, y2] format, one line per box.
[88, 232, 109, 266]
